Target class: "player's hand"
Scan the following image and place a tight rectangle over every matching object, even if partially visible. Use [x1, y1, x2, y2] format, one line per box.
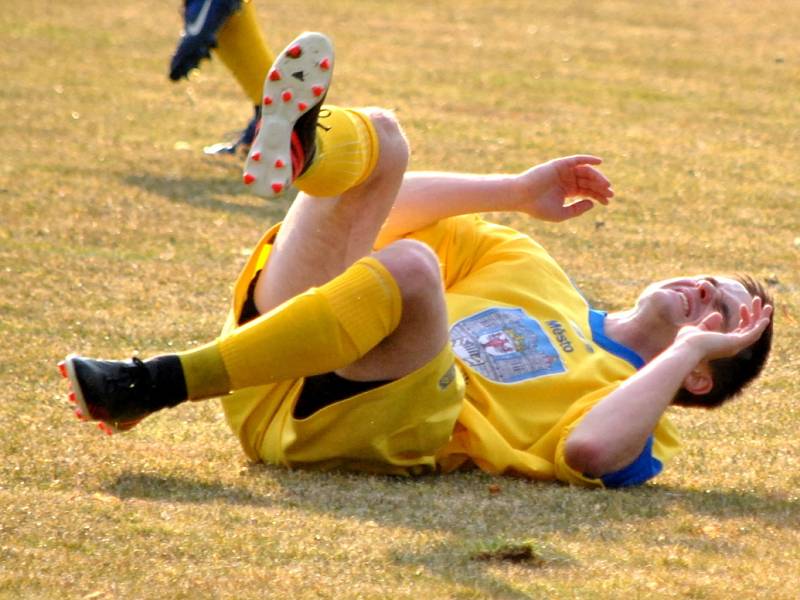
[514, 155, 613, 222]
[675, 296, 773, 361]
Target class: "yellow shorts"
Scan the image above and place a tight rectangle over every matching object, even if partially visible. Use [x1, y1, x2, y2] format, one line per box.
[251, 343, 464, 475]
[219, 225, 465, 475]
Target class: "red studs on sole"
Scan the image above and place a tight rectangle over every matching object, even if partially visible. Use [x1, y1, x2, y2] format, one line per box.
[282, 90, 293, 102]
[263, 95, 273, 106]
[268, 69, 281, 81]
[274, 159, 285, 168]
[271, 182, 284, 193]
[298, 102, 308, 111]
[311, 85, 325, 97]
[251, 152, 261, 162]
[319, 57, 331, 70]
[57, 361, 67, 378]
[243, 173, 256, 185]
[286, 44, 302, 58]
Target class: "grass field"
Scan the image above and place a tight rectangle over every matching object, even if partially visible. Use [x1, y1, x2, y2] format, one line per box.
[1, 1, 799, 598]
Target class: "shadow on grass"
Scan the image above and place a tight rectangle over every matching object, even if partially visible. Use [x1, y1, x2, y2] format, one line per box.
[121, 169, 291, 220]
[107, 469, 571, 599]
[109, 471, 275, 507]
[105, 469, 798, 598]
[107, 468, 799, 532]
[649, 484, 800, 527]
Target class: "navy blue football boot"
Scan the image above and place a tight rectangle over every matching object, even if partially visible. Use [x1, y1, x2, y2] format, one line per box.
[203, 105, 260, 156]
[169, 0, 242, 81]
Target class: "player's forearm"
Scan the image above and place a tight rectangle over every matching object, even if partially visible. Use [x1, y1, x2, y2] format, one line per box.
[376, 171, 520, 244]
[565, 341, 705, 476]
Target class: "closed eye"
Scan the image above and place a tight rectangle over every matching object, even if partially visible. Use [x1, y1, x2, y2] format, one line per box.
[705, 277, 732, 330]
[716, 298, 731, 330]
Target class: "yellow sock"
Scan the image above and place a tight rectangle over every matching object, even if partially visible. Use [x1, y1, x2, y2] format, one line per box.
[214, 0, 275, 104]
[178, 342, 231, 399]
[177, 256, 401, 398]
[294, 106, 380, 197]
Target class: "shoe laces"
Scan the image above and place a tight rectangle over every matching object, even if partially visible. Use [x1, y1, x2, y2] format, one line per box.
[105, 357, 153, 393]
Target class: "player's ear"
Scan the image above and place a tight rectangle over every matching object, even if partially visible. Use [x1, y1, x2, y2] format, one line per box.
[683, 362, 713, 395]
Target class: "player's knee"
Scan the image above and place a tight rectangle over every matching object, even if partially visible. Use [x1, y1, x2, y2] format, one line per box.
[375, 240, 442, 307]
[363, 108, 409, 174]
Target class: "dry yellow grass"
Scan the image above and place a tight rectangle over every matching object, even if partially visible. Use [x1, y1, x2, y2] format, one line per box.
[1, 1, 798, 598]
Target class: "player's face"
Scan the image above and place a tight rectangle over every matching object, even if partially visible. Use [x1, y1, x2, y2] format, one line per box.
[636, 275, 753, 332]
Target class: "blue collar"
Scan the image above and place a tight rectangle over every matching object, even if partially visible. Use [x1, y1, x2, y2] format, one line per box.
[588, 309, 645, 370]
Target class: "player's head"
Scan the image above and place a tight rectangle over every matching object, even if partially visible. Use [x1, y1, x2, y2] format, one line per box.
[672, 275, 774, 408]
[632, 274, 774, 407]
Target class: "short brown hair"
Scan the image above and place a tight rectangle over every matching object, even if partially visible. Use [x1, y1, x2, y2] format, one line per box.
[673, 275, 774, 409]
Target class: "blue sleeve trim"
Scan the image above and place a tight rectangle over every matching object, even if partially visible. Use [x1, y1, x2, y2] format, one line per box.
[600, 435, 663, 488]
[588, 310, 645, 370]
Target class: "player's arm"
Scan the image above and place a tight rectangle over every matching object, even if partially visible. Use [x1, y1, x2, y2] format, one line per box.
[564, 300, 772, 477]
[376, 155, 613, 244]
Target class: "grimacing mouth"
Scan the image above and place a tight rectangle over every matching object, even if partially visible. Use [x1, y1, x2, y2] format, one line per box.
[678, 290, 690, 317]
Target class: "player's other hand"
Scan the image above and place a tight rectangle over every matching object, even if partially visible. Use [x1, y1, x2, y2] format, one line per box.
[676, 296, 773, 362]
[514, 155, 613, 222]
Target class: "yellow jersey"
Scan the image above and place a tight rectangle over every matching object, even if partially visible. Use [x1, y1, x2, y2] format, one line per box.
[409, 215, 681, 487]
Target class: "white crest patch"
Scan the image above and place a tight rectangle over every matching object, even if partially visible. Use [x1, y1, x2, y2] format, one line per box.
[450, 308, 566, 383]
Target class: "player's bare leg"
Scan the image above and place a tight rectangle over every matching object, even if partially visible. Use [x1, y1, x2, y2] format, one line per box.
[254, 108, 410, 311]
[253, 108, 449, 381]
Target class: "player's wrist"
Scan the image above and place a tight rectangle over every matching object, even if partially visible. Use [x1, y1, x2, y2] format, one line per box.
[510, 169, 547, 215]
[670, 334, 712, 364]
[503, 173, 528, 207]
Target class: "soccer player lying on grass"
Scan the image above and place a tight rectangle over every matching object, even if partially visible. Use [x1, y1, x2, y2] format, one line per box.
[60, 32, 774, 488]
